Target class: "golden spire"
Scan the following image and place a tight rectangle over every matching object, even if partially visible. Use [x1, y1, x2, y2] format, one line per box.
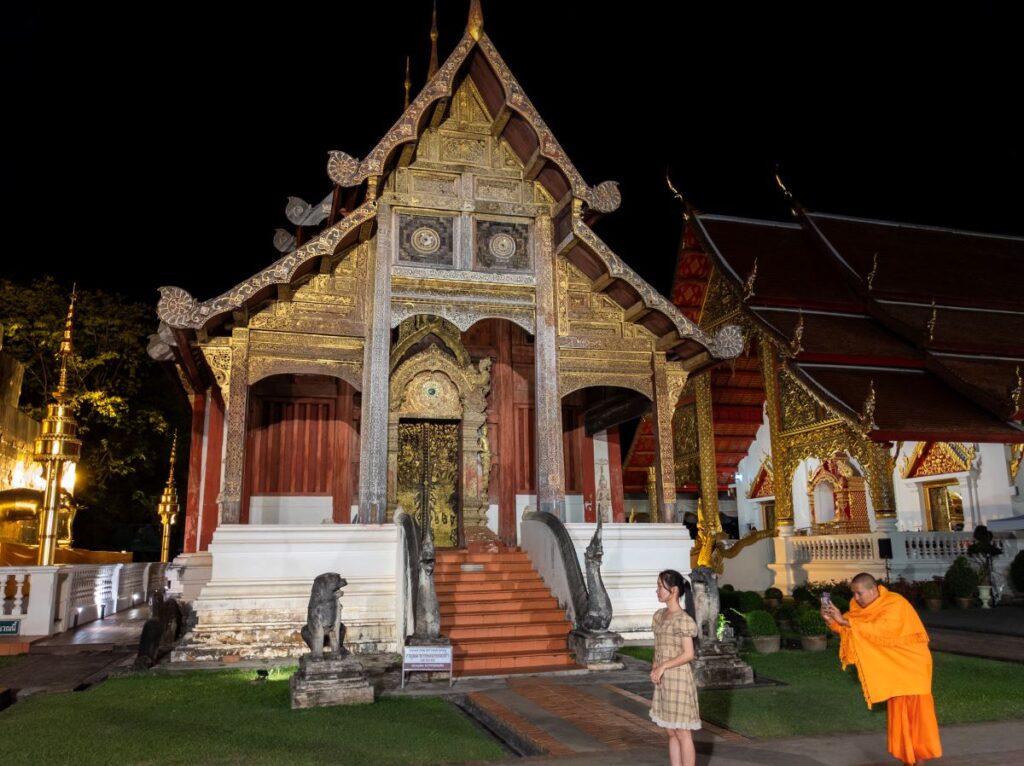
[866, 252, 878, 291]
[467, 0, 484, 40]
[427, 0, 439, 79]
[157, 431, 180, 563]
[1011, 365, 1022, 415]
[743, 257, 758, 302]
[404, 56, 412, 110]
[926, 299, 938, 343]
[666, 170, 700, 221]
[790, 310, 804, 356]
[860, 380, 878, 431]
[55, 285, 77, 402]
[774, 164, 801, 218]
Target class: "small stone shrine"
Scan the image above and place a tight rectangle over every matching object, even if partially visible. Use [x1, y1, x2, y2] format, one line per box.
[689, 566, 753, 688]
[290, 573, 374, 708]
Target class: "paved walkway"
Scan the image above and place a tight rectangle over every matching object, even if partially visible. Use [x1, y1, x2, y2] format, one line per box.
[918, 604, 1024, 662]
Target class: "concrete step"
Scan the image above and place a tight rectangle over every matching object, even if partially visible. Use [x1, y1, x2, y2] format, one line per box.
[454, 648, 577, 673]
[435, 577, 545, 593]
[434, 560, 536, 573]
[435, 552, 529, 563]
[446, 621, 572, 641]
[434, 570, 540, 584]
[437, 587, 553, 603]
[454, 636, 568, 656]
[441, 607, 568, 627]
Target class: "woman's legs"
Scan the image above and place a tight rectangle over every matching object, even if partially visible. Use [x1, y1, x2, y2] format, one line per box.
[666, 729, 683, 766]
[676, 729, 695, 766]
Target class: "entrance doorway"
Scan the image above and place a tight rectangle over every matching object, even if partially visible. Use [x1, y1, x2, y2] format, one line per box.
[924, 481, 964, 531]
[397, 420, 461, 547]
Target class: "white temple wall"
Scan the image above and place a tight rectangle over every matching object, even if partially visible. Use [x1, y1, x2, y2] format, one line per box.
[733, 413, 772, 533]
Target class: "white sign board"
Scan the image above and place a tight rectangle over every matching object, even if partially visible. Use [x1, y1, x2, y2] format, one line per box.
[401, 644, 454, 687]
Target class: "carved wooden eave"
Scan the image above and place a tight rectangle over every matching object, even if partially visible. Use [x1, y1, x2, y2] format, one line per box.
[327, 32, 621, 217]
[157, 199, 377, 332]
[899, 441, 977, 479]
[559, 215, 744, 366]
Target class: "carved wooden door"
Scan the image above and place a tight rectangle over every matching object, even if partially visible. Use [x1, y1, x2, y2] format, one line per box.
[397, 420, 460, 548]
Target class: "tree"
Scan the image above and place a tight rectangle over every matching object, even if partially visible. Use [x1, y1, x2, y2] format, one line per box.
[0, 277, 189, 555]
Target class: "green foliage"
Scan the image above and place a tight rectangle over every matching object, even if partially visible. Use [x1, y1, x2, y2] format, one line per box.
[886, 577, 920, 604]
[736, 590, 765, 612]
[830, 594, 850, 613]
[967, 525, 1003, 585]
[944, 556, 980, 599]
[1011, 550, 1024, 593]
[764, 587, 783, 600]
[0, 277, 189, 555]
[0, 668, 504, 765]
[920, 580, 942, 599]
[720, 583, 735, 593]
[794, 606, 827, 636]
[791, 584, 816, 605]
[699, 647, 1024, 738]
[618, 646, 654, 663]
[735, 608, 778, 637]
[771, 601, 796, 625]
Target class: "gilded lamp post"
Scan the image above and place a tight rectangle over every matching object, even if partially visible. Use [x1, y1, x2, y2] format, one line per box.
[33, 291, 82, 566]
[157, 433, 180, 563]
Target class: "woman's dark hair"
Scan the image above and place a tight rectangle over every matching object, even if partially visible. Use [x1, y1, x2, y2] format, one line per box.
[658, 569, 698, 634]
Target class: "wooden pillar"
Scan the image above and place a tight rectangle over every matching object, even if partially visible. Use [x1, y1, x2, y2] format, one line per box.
[219, 330, 249, 524]
[199, 389, 224, 551]
[183, 390, 207, 553]
[333, 381, 354, 523]
[651, 352, 677, 522]
[693, 371, 720, 529]
[758, 335, 793, 533]
[533, 213, 565, 519]
[607, 426, 625, 522]
[359, 207, 393, 523]
[495, 320, 517, 544]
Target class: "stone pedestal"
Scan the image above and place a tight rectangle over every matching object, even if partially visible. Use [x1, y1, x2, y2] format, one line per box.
[290, 654, 374, 709]
[568, 629, 623, 668]
[692, 640, 754, 688]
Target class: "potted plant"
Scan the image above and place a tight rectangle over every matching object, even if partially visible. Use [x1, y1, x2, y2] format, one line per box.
[920, 580, 943, 611]
[795, 607, 828, 651]
[734, 609, 780, 653]
[944, 556, 979, 609]
[967, 525, 1003, 608]
[763, 587, 783, 609]
[1011, 550, 1024, 602]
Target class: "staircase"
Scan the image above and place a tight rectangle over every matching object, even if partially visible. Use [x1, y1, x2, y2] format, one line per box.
[435, 548, 577, 676]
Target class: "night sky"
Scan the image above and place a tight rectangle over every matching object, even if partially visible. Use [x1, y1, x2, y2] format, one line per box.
[4, 3, 1021, 310]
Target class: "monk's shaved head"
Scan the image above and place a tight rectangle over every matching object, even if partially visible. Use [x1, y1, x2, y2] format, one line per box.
[852, 573, 878, 588]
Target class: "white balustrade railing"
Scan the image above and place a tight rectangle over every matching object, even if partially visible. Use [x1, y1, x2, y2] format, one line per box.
[791, 534, 877, 563]
[896, 532, 972, 561]
[1, 567, 67, 636]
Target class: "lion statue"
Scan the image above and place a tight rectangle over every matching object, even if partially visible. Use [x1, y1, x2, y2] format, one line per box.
[300, 572, 348, 659]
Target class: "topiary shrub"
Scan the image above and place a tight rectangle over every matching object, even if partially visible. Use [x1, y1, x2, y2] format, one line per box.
[792, 584, 816, 605]
[720, 583, 736, 593]
[830, 595, 850, 613]
[920, 580, 942, 600]
[764, 587, 783, 600]
[794, 607, 827, 637]
[1011, 550, 1024, 594]
[740, 609, 779, 637]
[736, 591, 765, 612]
[944, 556, 980, 599]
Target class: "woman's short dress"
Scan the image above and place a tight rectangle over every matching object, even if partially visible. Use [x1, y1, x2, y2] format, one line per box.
[649, 607, 701, 730]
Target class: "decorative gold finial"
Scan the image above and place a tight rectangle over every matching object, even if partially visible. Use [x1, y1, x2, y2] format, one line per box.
[55, 285, 77, 401]
[867, 252, 878, 291]
[428, 0, 439, 79]
[926, 299, 938, 343]
[860, 380, 878, 431]
[1011, 365, 1022, 415]
[774, 164, 800, 218]
[467, 0, 484, 40]
[743, 257, 758, 302]
[404, 56, 411, 110]
[790, 310, 804, 356]
[666, 170, 698, 221]
[157, 431, 180, 563]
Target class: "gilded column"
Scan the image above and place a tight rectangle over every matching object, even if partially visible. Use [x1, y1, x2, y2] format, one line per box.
[651, 352, 676, 522]
[758, 335, 792, 534]
[218, 328, 249, 524]
[358, 204, 393, 523]
[533, 213, 566, 519]
[863, 440, 898, 532]
[693, 371, 720, 530]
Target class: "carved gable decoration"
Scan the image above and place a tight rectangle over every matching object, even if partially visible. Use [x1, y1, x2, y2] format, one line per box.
[900, 441, 976, 479]
[700, 268, 742, 330]
[475, 220, 530, 271]
[398, 214, 455, 267]
[780, 370, 838, 433]
[747, 457, 775, 499]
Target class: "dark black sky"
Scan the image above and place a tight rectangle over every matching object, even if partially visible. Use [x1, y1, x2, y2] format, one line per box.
[4, 2, 1021, 309]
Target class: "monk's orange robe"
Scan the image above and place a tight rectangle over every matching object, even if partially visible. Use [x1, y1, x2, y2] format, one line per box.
[830, 586, 942, 765]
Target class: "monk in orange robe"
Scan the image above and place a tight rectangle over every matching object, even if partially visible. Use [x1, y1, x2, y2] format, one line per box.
[822, 573, 942, 765]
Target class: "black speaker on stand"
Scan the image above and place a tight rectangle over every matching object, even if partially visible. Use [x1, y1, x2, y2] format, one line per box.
[878, 538, 893, 582]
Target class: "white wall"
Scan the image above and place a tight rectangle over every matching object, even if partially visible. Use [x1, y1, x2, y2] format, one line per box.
[248, 496, 333, 524]
[733, 410, 772, 532]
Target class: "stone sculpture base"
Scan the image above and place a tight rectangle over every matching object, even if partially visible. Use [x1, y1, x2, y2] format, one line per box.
[290, 654, 374, 709]
[568, 629, 623, 668]
[692, 639, 753, 688]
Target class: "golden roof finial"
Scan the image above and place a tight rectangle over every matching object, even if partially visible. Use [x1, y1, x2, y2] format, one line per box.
[165, 430, 178, 487]
[743, 257, 758, 302]
[860, 379, 878, 431]
[1011, 365, 1022, 415]
[926, 299, 938, 343]
[666, 170, 700, 221]
[404, 55, 412, 110]
[427, 0, 440, 79]
[774, 164, 801, 218]
[867, 252, 879, 291]
[55, 285, 77, 402]
[790, 310, 804, 356]
[467, 0, 484, 40]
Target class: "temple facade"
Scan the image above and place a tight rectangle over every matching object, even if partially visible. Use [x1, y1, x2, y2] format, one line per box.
[152, 11, 741, 659]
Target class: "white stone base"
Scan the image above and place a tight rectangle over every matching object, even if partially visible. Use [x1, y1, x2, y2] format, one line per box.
[171, 525, 399, 662]
[166, 551, 213, 603]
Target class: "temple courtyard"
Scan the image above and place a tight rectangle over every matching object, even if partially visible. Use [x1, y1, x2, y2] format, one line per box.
[1, 605, 1022, 765]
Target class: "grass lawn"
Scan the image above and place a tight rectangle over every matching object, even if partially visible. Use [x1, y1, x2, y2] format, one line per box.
[0, 655, 24, 669]
[622, 645, 1024, 738]
[0, 666, 505, 766]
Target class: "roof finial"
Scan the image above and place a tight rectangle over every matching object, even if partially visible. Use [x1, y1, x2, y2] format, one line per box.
[428, 0, 440, 79]
[774, 163, 802, 218]
[926, 299, 938, 343]
[55, 285, 77, 402]
[404, 55, 412, 110]
[666, 170, 699, 221]
[743, 257, 758, 302]
[1011, 365, 1022, 415]
[467, 0, 484, 40]
[166, 430, 178, 486]
[860, 379, 878, 431]
[866, 252, 879, 291]
[790, 310, 804, 356]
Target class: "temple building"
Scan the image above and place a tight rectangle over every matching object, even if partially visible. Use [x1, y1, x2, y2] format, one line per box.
[151, 6, 741, 663]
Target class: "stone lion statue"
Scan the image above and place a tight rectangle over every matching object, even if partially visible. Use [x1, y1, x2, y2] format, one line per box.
[300, 572, 348, 659]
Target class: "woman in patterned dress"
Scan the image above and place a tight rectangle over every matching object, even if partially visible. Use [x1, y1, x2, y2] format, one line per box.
[650, 569, 700, 766]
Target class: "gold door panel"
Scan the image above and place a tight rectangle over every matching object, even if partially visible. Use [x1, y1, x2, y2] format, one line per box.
[397, 420, 460, 547]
